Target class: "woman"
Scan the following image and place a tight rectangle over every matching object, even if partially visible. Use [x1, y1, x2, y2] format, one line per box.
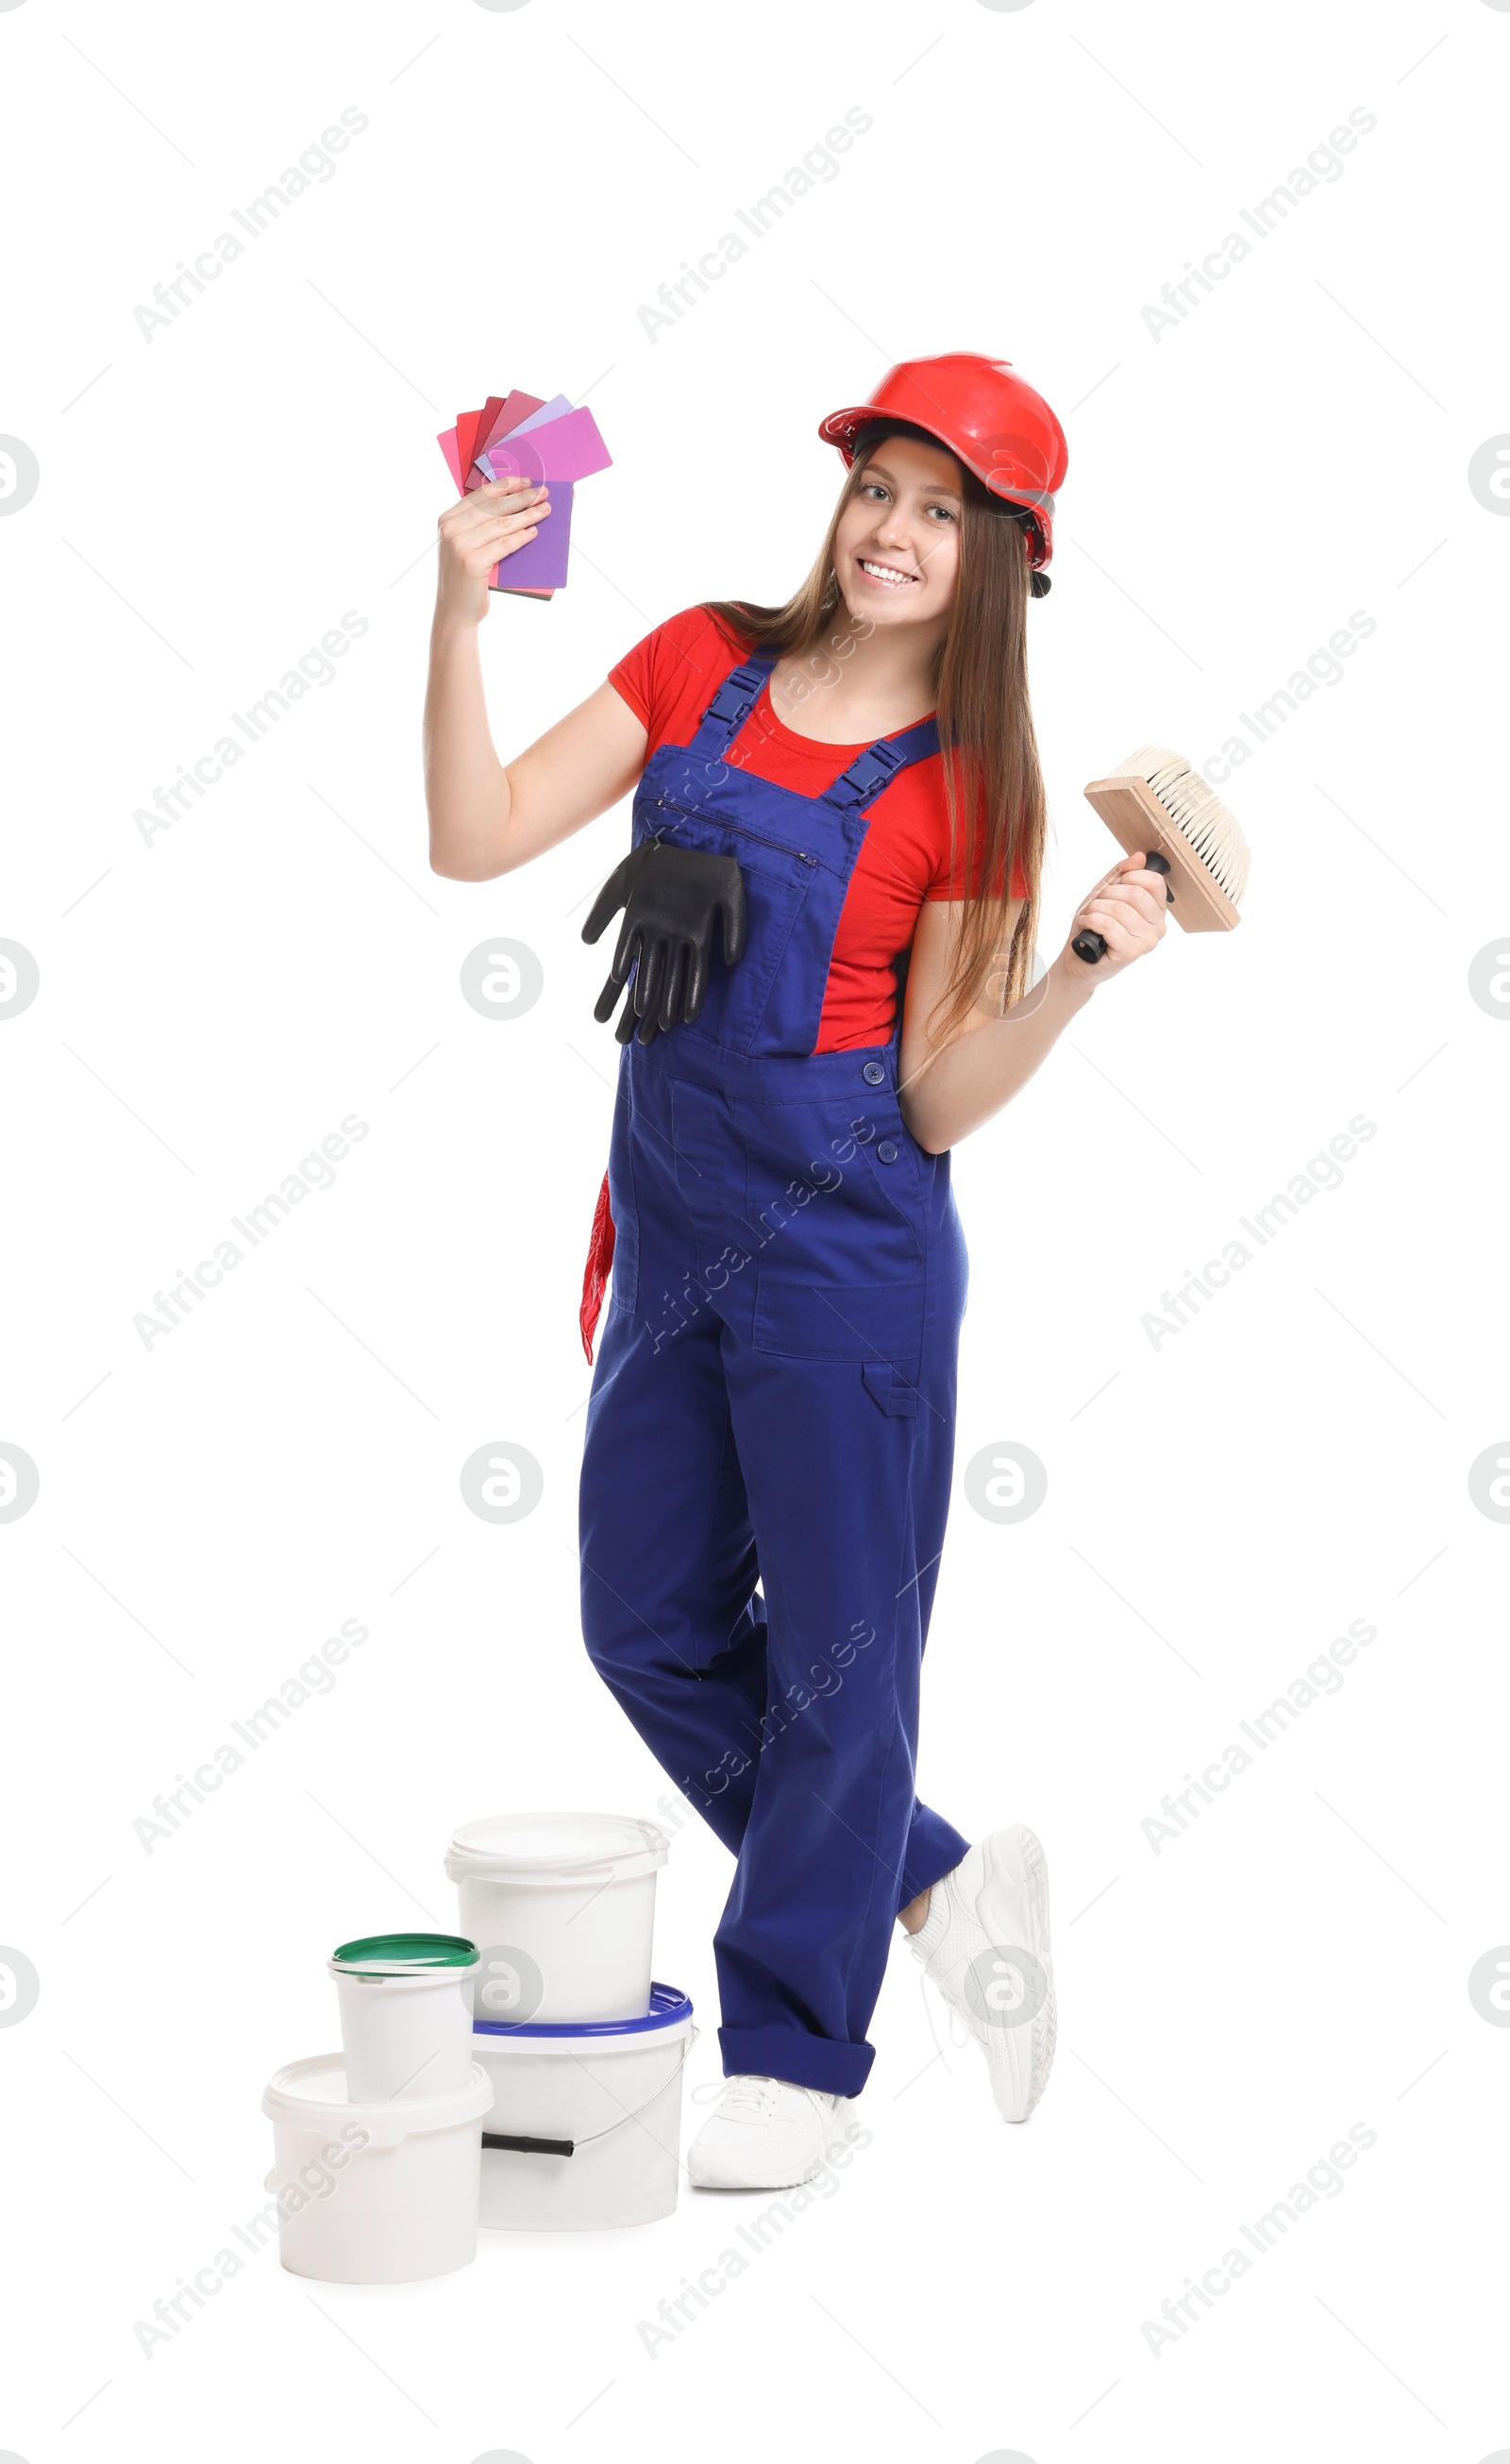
[425, 354, 1168, 2190]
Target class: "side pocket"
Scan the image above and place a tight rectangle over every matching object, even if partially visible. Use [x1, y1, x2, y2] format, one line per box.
[753, 1277, 924, 1371]
[855, 1127, 925, 1264]
[861, 1361, 919, 1417]
[605, 1080, 640, 1316]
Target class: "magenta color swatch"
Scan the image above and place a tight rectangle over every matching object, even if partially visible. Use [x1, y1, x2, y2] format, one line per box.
[481, 406, 612, 488]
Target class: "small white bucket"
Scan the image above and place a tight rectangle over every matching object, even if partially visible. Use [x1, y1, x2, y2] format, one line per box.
[445, 1812, 668, 2024]
[261, 2053, 495, 2283]
[328, 1933, 479, 2103]
[475, 1983, 695, 2232]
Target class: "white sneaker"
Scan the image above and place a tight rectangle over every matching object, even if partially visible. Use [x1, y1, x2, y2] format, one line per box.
[907, 1824, 1056, 2121]
[686, 2074, 845, 2189]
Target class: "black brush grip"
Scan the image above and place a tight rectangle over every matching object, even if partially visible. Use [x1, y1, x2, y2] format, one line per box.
[1072, 850, 1172, 964]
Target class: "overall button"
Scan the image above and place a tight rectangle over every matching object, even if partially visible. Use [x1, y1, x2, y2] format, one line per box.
[877, 1140, 898, 1165]
[862, 1061, 886, 1085]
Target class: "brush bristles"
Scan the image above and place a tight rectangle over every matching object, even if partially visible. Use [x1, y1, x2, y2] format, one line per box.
[1111, 744, 1251, 906]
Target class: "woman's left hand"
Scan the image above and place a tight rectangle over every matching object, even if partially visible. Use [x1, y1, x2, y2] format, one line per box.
[1063, 852, 1170, 983]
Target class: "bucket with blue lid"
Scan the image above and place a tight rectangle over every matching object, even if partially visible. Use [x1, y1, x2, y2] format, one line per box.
[474, 1982, 696, 2231]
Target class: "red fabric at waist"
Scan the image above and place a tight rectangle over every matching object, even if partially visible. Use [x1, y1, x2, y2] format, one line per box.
[579, 1168, 616, 1362]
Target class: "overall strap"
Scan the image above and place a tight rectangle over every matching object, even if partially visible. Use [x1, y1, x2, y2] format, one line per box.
[685, 650, 780, 761]
[821, 716, 941, 813]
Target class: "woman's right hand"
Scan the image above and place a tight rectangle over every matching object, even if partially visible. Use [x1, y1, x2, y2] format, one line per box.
[434, 477, 550, 629]
[1062, 852, 1170, 984]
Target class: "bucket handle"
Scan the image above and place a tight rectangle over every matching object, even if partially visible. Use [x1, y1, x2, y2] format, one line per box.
[479, 2027, 696, 2158]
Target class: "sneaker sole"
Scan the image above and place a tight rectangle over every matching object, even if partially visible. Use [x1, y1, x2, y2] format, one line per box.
[686, 2145, 829, 2191]
[978, 1823, 1056, 2120]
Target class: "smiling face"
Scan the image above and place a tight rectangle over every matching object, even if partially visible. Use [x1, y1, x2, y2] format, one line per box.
[831, 430, 965, 633]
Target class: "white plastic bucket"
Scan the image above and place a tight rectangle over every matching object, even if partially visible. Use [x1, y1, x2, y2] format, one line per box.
[474, 1983, 694, 2232]
[445, 1811, 668, 2024]
[261, 2053, 495, 2283]
[328, 1933, 478, 2103]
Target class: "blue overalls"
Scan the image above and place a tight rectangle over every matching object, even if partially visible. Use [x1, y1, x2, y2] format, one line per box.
[579, 650, 971, 2097]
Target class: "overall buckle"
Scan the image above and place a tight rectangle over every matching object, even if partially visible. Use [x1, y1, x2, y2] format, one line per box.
[705, 662, 770, 728]
[827, 740, 904, 809]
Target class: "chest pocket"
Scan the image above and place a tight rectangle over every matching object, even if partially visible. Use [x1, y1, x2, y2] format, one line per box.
[629, 662, 942, 1062]
[631, 775, 827, 1059]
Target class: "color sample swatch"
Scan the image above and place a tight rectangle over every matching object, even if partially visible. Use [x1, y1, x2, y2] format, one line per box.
[487, 481, 574, 590]
[467, 391, 545, 491]
[436, 387, 611, 597]
[479, 405, 612, 487]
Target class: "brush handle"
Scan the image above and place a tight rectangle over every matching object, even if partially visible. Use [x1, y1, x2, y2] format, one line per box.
[1072, 850, 1172, 964]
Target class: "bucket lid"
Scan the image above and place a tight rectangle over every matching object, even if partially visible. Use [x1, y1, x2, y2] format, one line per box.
[261, 2053, 495, 2145]
[445, 1810, 669, 1886]
[330, 1931, 479, 1974]
[474, 1982, 694, 2040]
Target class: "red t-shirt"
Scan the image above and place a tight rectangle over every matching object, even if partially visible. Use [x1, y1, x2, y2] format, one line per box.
[607, 606, 1026, 1053]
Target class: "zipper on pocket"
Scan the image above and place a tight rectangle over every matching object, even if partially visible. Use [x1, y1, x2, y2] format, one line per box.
[651, 795, 820, 868]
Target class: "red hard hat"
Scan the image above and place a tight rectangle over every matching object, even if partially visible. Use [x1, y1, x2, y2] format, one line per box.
[817, 352, 1068, 582]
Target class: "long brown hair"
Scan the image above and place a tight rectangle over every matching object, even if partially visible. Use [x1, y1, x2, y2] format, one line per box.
[705, 418, 1047, 1042]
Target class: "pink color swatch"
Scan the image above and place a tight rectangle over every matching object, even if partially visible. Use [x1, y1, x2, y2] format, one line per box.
[480, 405, 612, 487]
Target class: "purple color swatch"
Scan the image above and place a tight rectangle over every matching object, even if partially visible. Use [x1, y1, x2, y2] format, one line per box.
[489, 481, 574, 591]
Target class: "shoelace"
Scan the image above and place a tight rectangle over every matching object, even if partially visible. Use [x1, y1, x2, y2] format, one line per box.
[689, 2073, 778, 2121]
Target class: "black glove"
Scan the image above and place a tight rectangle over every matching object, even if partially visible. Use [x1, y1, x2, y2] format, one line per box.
[582, 841, 747, 1045]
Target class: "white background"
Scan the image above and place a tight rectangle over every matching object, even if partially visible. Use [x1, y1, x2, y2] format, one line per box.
[2, 0, 1507, 2457]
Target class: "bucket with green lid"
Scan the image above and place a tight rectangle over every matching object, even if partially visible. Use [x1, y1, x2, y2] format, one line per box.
[328, 1933, 479, 2103]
